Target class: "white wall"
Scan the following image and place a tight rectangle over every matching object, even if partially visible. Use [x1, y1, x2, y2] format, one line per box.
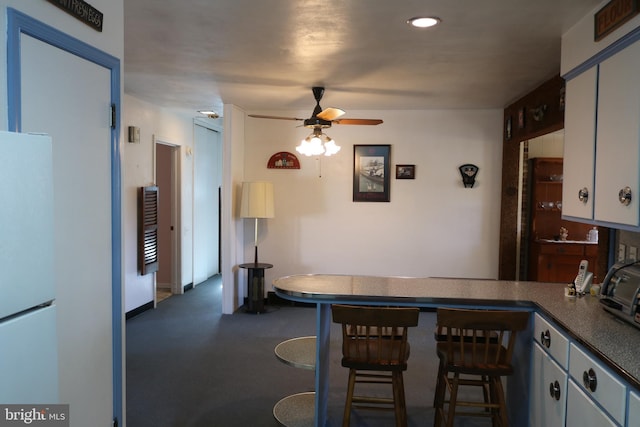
[561, 0, 640, 75]
[528, 130, 565, 158]
[243, 109, 503, 290]
[123, 95, 200, 311]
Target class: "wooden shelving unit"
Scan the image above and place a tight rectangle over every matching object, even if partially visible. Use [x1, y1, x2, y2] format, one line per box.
[528, 158, 599, 283]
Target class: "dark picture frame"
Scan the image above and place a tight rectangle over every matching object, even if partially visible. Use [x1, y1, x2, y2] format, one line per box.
[353, 145, 390, 202]
[395, 164, 415, 179]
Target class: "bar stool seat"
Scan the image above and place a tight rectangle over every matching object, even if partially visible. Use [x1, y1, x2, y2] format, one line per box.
[275, 336, 316, 370]
[273, 336, 316, 427]
[433, 308, 529, 427]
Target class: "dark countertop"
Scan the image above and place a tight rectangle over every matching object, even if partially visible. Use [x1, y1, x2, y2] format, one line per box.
[273, 275, 640, 391]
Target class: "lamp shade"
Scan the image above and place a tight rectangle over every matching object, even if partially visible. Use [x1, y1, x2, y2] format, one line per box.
[240, 182, 274, 218]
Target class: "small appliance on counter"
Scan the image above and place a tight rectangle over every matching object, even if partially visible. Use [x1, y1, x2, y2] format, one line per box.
[599, 261, 640, 329]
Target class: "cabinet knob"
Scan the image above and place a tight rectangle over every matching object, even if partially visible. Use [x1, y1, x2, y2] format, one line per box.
[583, 368, 598, 392]
[541, 330, 551, 348]
[618, 187, 632, 206]
[549, 380, 561, 401]
[578, 187, 589, 203]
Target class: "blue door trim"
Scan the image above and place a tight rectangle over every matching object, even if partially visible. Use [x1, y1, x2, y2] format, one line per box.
[7, 8, 123, 425]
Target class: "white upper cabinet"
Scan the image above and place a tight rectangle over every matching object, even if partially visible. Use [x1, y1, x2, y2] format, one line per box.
[562, 67, 597, 221]
[594, 40, 640, 226]
[563, 38, 640, 228]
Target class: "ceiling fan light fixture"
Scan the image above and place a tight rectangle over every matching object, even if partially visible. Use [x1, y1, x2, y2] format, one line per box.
[296, 128, 340, 157]
[323, 139, 340, 156]
[407, 16, 441, 28]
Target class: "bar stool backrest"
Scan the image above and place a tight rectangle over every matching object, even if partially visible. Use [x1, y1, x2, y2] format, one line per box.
[332, 305, 419, 370]
[436, 308, 529, 374]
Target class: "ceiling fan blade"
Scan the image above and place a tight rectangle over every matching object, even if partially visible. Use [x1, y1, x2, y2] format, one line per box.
[317, 108, 345, 121]
[248, 114, 304, 121]
[333, 118, 383, 125]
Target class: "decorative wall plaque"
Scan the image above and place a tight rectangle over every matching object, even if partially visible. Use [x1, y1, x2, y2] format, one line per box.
[267, 152, 300, 169]
[595, 0, 638, 41]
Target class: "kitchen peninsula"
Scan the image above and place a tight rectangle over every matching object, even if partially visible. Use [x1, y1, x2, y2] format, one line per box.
[273, 274, 640, 426]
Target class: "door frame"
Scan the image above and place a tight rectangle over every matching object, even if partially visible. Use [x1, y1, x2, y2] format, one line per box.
[153, 136, 182, 299]
[6, 8, 123, 425]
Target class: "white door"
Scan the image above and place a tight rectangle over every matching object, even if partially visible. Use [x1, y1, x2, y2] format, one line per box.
[194, 124, 222, 284]
[20, 34, 114, 426]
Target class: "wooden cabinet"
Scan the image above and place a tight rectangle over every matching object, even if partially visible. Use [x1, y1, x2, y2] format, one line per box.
[530, 241, 599, 283]
[530, 158, 564, 240]
[528, 158, 597, 282]
[563, 39, 640, 228]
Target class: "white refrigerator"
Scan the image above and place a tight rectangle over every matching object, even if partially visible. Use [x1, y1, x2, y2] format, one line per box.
[0, 131, 59, 403]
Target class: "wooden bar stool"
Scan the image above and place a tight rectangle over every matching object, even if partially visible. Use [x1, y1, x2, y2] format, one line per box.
[433, 308, 529, 427]
[331, 304, 419, 427]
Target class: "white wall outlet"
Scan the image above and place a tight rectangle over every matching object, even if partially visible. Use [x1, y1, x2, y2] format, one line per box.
[630, 246, 638, 261]
[618, 244, 627, 262]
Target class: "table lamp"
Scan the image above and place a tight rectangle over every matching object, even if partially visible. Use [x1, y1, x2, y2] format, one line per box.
[240, 181, 274, 263]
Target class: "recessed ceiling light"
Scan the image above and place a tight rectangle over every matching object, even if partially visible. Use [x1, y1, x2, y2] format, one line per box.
[407, 16, 441, 28]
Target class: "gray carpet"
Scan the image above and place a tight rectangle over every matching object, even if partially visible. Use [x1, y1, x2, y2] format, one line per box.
[126, 275, 491, 426]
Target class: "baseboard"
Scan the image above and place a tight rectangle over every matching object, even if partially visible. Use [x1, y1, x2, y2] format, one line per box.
[126, 301, 154, 320]
[184, 283, 193, 292]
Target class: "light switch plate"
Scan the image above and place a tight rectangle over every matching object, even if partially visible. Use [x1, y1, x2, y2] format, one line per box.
[618, 244, 627, 262]
[128, 126, 140, 143]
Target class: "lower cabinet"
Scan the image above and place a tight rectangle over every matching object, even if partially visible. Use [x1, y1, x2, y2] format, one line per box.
[530, 343, 567, 427]
[567, 380, 617, 427]
[629, 391, 640, 426]
[530, 313, 637, 427]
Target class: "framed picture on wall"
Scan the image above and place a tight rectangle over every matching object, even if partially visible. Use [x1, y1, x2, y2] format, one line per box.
[395, 164, 415, 179]
[353, 145, 391, 202]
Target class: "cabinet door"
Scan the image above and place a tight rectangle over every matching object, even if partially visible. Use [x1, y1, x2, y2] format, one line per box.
[567, 380, 617, 427]
[569, 343, 627, 425]
[533, 313, 570, 368]
[563, 67, 597, 220]
[594, 40, 640, 226]
[530, 343, 567, 427]
[629, 390, 640, 427]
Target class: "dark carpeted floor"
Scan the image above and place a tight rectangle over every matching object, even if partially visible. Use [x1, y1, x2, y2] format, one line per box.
[126, 275, 491, 426]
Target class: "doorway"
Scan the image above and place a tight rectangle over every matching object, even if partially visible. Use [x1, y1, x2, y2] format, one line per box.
[516, 131, 564, 279]
[517, 131, 610, 283]
[9, 9, 123, 424]
[154, 138, 181, 304]
[193, 123, 223, 286]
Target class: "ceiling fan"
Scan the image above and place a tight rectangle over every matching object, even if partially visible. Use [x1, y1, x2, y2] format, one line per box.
[248, 87, 383, 128]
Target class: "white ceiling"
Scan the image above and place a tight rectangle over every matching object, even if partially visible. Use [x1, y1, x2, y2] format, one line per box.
[123, 0, 602, 117]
